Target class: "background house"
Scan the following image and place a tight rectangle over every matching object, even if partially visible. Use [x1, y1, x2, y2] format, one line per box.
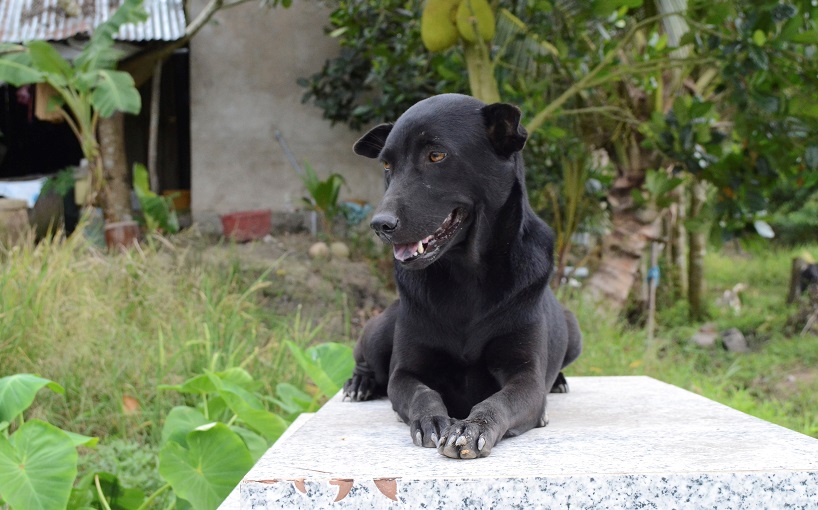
[1, 0, 382, 233]
[189, 0, 382, 232]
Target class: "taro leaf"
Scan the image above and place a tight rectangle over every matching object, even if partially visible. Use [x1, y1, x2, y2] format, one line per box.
[64, 430, 99, 448]
[272, 382, 314, 415]
[286, 341, 354, 398]
[158, 367, 256, 395]
[204, 373, 289, 442]
[158, 424, 253, 510]
[0, 420, 77, 510]
[90, 69, 141, 117]
[161, 406, 209, 447]
[0, 374, 65, 423]
[230, 426, 269, 462]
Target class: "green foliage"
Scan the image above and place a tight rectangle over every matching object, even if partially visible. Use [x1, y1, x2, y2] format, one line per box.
[298, 0, 467, 129]
[0, 375, 93, 510]
[158, 424, 253, 510]
[132, 163, 180, 234]
[41, 167, 77, 199]
[285, 341, 354, 399]
[300, 161, 347, 235]
[0, 420, 78, 510]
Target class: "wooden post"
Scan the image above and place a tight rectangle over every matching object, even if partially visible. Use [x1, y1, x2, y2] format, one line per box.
[646, 241, 662, 342]
[148, 61, 163, 193]
[788, 258, 807, 304]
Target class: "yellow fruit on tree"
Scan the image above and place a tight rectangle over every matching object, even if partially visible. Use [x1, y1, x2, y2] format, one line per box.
[421, 0, 461, 52]
[455, 0, 495, 43]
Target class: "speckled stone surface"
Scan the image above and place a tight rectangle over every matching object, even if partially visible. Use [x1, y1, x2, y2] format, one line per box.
[228, 376, 818, 509]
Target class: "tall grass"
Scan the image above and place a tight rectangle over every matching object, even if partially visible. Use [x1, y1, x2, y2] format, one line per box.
[0, 230, 317, 443]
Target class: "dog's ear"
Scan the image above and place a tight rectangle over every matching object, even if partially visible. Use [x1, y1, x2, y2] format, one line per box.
[481, 103, 528, 158]
[353, 124, 393, 159]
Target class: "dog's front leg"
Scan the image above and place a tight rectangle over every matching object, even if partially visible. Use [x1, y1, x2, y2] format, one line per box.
[388, 368, 453, 448]
[439, 334, 546, 459]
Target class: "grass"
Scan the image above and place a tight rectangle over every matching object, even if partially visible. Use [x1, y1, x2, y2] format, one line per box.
[565, 242, 818, 438]
[0, 229, 324, 444]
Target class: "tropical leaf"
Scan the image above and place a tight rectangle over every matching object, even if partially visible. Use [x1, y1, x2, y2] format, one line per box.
[0, 374, 64, 423]
[161, 406, 209, 447]
[0, 420, 77, 510]
[205, 373, 290, 442]
[286, 341, 353, 398]
[75, 0, 148, 71]
[230, 426, 269, 462]
[158, 367, 257, 395]
[26, 41, 72, 84]
[158, 424, 253, 510]
[90, 69, 141, 117]
[0, 53, 43, 86]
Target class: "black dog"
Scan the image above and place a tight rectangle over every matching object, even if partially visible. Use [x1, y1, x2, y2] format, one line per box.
[343, 94, 582, 459]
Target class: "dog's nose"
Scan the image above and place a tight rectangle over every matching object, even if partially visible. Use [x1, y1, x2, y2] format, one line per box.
[370, 213, 399, 235]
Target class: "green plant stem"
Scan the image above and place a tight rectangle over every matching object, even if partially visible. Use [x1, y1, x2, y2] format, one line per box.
[136, 483, 172, 510]
[95, 474, 114, 510]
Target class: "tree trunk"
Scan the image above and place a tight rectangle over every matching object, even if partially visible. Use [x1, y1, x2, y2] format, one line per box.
[585, 136, 660, 313]
[669, 184, 688, 299]
[98, 112, 132, 223]
[687, 177, 708, 320]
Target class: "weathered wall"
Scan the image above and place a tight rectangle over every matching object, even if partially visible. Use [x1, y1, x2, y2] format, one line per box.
[189, 0, 383, 231]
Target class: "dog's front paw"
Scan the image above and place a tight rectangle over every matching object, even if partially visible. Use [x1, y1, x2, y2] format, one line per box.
[343, 370, 377, 401]
[409, 415, 452, 448]
[438, 420, 496, 459]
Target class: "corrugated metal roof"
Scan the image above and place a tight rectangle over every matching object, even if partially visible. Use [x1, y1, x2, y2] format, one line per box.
[0, 0, 187, 43]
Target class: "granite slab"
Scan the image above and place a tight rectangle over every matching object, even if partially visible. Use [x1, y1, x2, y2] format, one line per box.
[227, 376, 818, 509]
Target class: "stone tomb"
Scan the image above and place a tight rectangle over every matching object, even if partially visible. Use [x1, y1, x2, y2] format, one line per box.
[221, 376, 818, 509]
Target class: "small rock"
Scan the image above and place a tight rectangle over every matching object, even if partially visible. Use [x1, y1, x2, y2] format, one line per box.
[263, 234, 274, 243]
[330, 241, 350, 259]
[721, 327, 749, 353]
[690, 323, 718, 348]
[308, 242, 330, 259]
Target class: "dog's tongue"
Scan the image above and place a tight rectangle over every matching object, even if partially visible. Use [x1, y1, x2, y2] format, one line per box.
[394, 242, 421, 261]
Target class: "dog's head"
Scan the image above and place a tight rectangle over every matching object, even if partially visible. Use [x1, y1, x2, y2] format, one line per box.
[353, 94, 528, 270]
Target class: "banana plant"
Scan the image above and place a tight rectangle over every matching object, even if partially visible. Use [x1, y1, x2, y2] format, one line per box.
[0, 0, 147, 208]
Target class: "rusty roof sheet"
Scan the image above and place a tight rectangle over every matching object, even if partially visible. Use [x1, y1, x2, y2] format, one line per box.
[0, 0, 187, 43]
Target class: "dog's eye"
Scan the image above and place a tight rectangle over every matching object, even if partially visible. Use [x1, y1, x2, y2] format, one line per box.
[383, 161, 391, 170]
[429, 151, 446, 163]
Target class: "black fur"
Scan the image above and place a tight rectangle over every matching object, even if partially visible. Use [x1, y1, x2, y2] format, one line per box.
[344, 94, 582, 459]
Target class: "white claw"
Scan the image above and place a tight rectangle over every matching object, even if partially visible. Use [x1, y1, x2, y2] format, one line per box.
[447, 435, 457, 447]
[415, 431, 422, 446]
[455, 436, 467, 447]
[430, 433, 438, 446]
[477, 436, 486, 451]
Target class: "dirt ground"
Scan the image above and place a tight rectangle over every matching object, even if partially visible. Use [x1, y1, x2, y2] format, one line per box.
[198, 232, 397, 341]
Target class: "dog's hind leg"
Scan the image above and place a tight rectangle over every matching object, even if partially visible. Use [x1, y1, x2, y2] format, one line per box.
[561, 307, 582, 368]
[343, 300, 398, 401]
[549, 372, 569, 393]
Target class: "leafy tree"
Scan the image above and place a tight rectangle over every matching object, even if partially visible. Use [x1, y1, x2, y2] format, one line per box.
[298, 0, 467, 130]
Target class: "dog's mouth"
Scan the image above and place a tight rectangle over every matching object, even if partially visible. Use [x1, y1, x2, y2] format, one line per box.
[392, 209, 465, 264]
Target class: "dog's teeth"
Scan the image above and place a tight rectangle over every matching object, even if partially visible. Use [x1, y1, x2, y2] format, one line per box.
[417, 243, 425, 254]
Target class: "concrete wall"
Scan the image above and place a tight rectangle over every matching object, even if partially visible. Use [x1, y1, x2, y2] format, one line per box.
[189, 0, 383, 231]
